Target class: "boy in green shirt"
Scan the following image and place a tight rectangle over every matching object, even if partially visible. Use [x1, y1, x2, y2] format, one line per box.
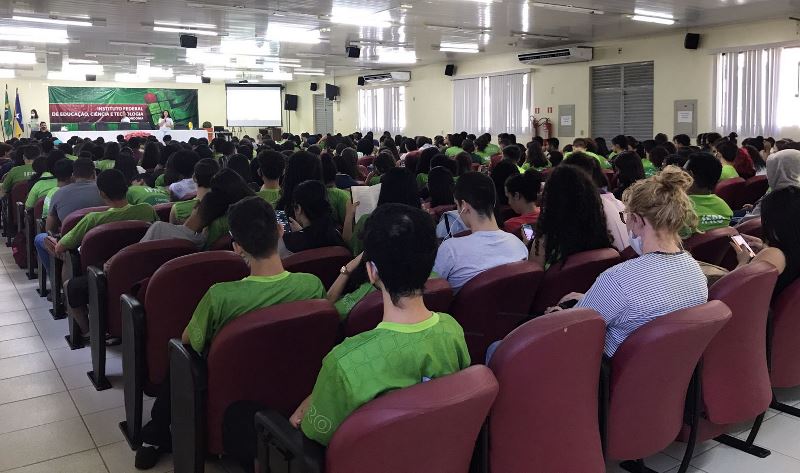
[255, 150, 284, 208]
[0, 144, 38, 196]
[713, 138, 741, 181]
[685, 152, 733, 233]
[568, 138, 612, 170]
[136, 196, 326, 469]
[25, 150, 63, 208]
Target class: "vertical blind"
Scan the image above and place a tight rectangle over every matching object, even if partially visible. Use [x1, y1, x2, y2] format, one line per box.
[453, 72, 530, 135]
[713, 48, 781, 137]
[591, 61, 653, 141]
[313, 94, 334, 135]
[357, 86, 406, 135]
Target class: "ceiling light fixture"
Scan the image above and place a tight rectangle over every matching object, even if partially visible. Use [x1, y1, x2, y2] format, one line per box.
[0, 26, 70, 44]
[439, 42, 480, 53]
[11, 15, 93, 26]
[0, 69, 15, 78]
[265, 24, 321, 44]
[153, 20, 217, 29]
[294, 72, 325, 76]
[511, 31, 570, 40]
[329, 7, 392, 28]
[530, 2, 604, 15]
[426, 24, 491, 35]
[175, 74, 202, 83]
[630, 9, 675, 25]
[0, 51, 37, 65]
[153, 26, 218, 36]
[373, 48, 417, 64]
[108, 40, 183, 49]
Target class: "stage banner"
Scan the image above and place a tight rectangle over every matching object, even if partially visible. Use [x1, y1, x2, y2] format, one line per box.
[48, 87, 198, 130]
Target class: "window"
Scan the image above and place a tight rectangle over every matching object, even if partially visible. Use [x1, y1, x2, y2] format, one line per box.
[452, 72, 530, 135]
[713, 48, 781, 137]
[591, 61, 654, 141]
[357, 86, 406, 135]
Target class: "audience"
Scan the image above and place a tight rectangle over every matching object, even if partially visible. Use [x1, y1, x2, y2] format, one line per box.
[612, 151, 646, 200]
[278, 180, 347, 257]
[170, 159, 219, 224]
[684, 152, 733, 232]
[503, 170, 542, 237]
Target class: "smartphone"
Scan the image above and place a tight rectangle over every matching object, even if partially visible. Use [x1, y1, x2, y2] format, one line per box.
[275, 210, 291, 233]
[521, 224, 535, 242]
[731, 235, 755, 258]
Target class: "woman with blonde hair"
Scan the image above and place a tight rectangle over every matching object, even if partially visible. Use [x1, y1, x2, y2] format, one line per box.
[569, 166, 709, 356]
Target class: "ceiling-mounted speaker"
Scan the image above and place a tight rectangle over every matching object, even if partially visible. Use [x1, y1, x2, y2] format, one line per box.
[310, 82, 318, 91]
[201, 76, 211, 84]
[444, 64, 456, 76]
[284, 94, 299, 111]
[684, 33, 700, 50]
[85, 74, 97, 81]
[346, 46, 361, 58]
[179, 34, 198, 48]
[357, 76, 365, 86]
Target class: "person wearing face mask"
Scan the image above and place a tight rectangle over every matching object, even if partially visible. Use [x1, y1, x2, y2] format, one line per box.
[568, 166, 708, 357]
[28, 109, 39, 138]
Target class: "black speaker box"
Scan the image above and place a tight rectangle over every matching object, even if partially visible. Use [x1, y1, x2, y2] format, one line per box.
[180, 34, 198, 48]
[684, 33, 700, 50]
[85, 74, 97, 81]
[346, 46, 361, 58]
[310, 82, 318, 91]
[201, 76, 211, 84]
[357, 76, 365, 86]
[445, 64, 456, 76]
[284, 94, 298, 111]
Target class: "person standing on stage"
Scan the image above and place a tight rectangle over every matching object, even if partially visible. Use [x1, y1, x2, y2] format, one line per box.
[158, 110, 174, 130]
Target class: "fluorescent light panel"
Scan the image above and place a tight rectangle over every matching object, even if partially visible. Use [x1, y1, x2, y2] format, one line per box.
[153, 26, 218, 36]
[630, 14, 674, 25]
[153, 20, 217, 29]
[440, 42, 480, 53]
[265, 24, 321, 44]
[530, 2, 604, 15]
[0, 26, 69, 43]
[0, 69, 15, 78]
[0, 51, 37, 65]
[12, 15, 92, 26]
[329, 7, 392, 28]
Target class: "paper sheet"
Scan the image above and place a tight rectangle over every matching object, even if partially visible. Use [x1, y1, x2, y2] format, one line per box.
[351, 184, 382, 221]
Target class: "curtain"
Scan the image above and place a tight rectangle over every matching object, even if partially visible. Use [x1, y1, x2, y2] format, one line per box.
[453, 73, 530, 135]
[714, 47, 781, 137]
[358, 86, 406, 135]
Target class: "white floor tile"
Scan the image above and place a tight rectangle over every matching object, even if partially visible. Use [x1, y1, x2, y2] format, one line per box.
[0, 310, 31, 327]
[70, 384, 125, 415]
[26, 307, 53, 322]
[0, 336, 46, 359]
[32, 317, 67, 336]
[40, 331, 69, 351]
[83, 399, 154, 448]
[19, 293, 49, 310]
[691, 444, 800, 472]
[0, 417, 94, 471]
[0, 352, 55, 380]
[0, 299, 26, 313]
[0, 322, 38, 342]
[0, 370, 65, 405]
[99, 440, 174, 473]
[663, 439, 721, 461]
[58, 357, 122, 391]
[0, 391, 79, 435]
[735, 414, 800, 459]
[2, 449, 108, 473]
[48, 346, 93, 368]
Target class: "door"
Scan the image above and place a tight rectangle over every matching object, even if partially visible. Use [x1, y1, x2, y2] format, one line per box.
[314, 94, 334, 135]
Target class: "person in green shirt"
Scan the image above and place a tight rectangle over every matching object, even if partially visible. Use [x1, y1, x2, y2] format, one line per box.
[474, 133, 501, 163]
[42, 159, 73, 216]
[25, 150, 64, 208]
[320, 154, 350, 226]
[112, 153, 170, 206]
[685, 152, 733, 233]
[0, 144, 38, 196]
[94, 141, 120, 171]
[169, 158, 219, 224]
[291, 203, 469, 446]
[713, 138, 741, 181]
[136, 196, 326, 469]
[255, 150, 284, 208]
[444, 133, 465, 158]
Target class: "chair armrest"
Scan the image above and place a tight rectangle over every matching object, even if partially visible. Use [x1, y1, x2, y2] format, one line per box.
[599, 355, 611, 457]
[495, 312, 532, 340]
[15, 201, 24, 233]
[86, 266, 110, 389]
[255, 410, 325, 473]
[120, 294, 146, 449]
[169, 339, 207, 473]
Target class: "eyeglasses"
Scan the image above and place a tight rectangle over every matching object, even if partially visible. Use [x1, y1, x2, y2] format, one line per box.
[619, 211, 626, 224]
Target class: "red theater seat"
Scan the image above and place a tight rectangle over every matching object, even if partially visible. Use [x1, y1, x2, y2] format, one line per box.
[735, 217, 763, 240]
[742, 175, 769, 206]
[684, 226, 738, 267]
[769, 279, 800, 415]
[153, 202, 173, 222]
[282, 246, 353, 289]
[715, 177, 746, 210]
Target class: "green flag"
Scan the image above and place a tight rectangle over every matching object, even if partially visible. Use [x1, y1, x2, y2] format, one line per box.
[2, 86, 11, 139]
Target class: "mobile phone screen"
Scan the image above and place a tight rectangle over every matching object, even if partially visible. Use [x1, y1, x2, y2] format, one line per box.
[731, 235, 755, 258]
[275, 210, 291, 233]
[521, 224, 535, 242]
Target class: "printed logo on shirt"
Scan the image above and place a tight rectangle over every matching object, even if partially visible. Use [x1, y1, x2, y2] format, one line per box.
[305, 405, 332, 434]
[700, 214, 728, 226]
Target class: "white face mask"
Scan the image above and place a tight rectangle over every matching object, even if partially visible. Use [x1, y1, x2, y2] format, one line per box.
[629, 231, 644, 256]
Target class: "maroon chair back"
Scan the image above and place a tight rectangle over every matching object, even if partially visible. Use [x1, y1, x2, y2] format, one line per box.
[488, 309, 606, 473]
[684, 226, 738, 267]
[153, 202, 173, 222]
[606, 301, 731, 461]
[699, 262, 778, 429]
[428, 204, 456, 223]
[143, 251, 248, 391]
[206, 300, 339, 454]
[344, 278, 454, 337]
[742, 175, 769, 205]
[602, 169, 616, 188]
[619, 246, 639, 262]
[451, 261, 544, 362]
[79, 221, 151, 271]
[531, 248, 621, 314]
[282, 246, 353, 289]
[735, 217, 763, 239]
[103, 239, 197, 337]
[60, 206, 108, 235]
[325, 365, 498, 473]
[33, 197, 45, 221]
[357, 156, 374, 167]
[9, 182, 30, 227]
[770, 278, 800, 388]
[357, 165, 369, 180]
[489, 154, 503, 169]
[714, 177, 746, 210]
[207, 233, 233, 251]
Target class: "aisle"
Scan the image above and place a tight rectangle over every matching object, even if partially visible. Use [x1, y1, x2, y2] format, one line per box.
[1, 242, 800, 472]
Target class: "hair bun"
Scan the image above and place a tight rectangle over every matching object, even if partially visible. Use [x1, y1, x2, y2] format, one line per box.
[655, 165, 693, 192]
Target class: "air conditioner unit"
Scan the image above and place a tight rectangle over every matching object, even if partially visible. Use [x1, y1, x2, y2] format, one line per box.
[518, 46, 593, 65]
[362, 71, 411, 84]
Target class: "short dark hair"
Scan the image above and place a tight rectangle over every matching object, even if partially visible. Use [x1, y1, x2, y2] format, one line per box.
[685, 152, 722, 190]
[363, 204, 437, 305]
[73, 158, 96, 179]
[611, 135, 628, 149]
[674, 134, 691, 147]
[505, 170, 542, 203]
[257, 150, 286, 181]
[714, 138, 738, 163]
[23, 145, 40, 161]
[96, 169, 129, 200]
[454, 171, 496, 217]
[171, 150, 200, 177]
[502, 144, 522, 163]
[52, 159, 74, 182]
[228, 196, 280, 259]
[194, 158, 220, 188]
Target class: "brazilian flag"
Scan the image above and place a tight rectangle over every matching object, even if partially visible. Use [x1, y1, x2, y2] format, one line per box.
[2, 86, 11, 139]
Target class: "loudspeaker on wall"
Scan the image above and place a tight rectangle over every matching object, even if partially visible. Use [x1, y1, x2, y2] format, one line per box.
[179, 34, 198, 48]
[346, 46, 361, 58]
[310, 83, 318, 91]
[445, 64, 456, 76]
[684, 33, 700, 50]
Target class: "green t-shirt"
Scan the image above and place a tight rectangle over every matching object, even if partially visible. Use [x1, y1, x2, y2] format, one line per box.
[154, 174, 166, 188]
[690, 194, 733, 233]
[720, 164, 739, 181]
[185, 272, 326, 352]
[368, 176, 381, 186]
[2, 164, 34, 192]
[349, 214, 370, 255]
[416, 173, 429, 189]
[335, 272, 439, 320]
[126, 186, 170, 206]
[42, 185, 60, 216]
[59, 203, 157, 250]
[327, 187, 350, 226]
[65, 154, 79, 161]
[642, 159, 658, 178]
[475, 144, 501, 162]
[25, 174, 57, 208]
[445, 146, 464, 158]
[301, 312, 470, 445]
[95, 160, 116, 171]
[565, 151, 612, 170]
[257, 188, 281, 208]
[205, 216, 229, 248]
[172, 198, 197, 224]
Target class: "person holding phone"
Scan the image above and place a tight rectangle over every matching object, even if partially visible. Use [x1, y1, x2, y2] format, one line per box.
[503, 170, 542, 238]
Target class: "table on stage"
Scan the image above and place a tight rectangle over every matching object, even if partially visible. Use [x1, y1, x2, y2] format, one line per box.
[52, 129, 209, 143]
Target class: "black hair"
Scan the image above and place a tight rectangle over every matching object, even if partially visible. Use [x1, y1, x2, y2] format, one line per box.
[761, 186, 800, 296]
[217, 140, 235, 156]
[744, 145, 767, 171]
[113, 153, 139, 184]
[490, 160, 520, 206]
[454, 171, 496, 217]
[96, 169, 129, 200]
[29, 156, 47, 183]
[257, 150, 286, 181]
[612, 151, 646, 198]
[403, 138, 418, 152]
[428, 166, 455, 207]
[52, 158, 73, 182]
[714, 138, 738, 163]
[525, 141, 548, 168]
[226, 154, 253, 183]
[502, 144, 522, 164]
[141, 142, 160, 170]
[194, 159, 220, 188]
[505, 170, 542, 203]
[45, 150, 66, 173]
[23, 144, 40, 161]
[674, 134, 691, 147]
[228, 196, 280, 258]
[335, 148, 360, 180]
[535, 164, 611, 266]
[549, 150, 564, 167]
[104, 141, 121, 162]
[73, 158, 96, 179]
[649, 146, 669, 168]
[377, 168, 420, 208]
[362, 204, 437, 305]
[210, 167, 255, 204]
[171, 150, 200, 178]
[373, 152, 396, 175]
[320, 154, 337, 184]
[594, 137, 610, 157]
[612, 135, 628, 150]
[416, 147, 437, 175]
[685, 152, 722, 191]
[565, 152, 607, 189]
[455, 152, 472, 176]
[357, 137, 374, 156]
[277, 151, 322, 215]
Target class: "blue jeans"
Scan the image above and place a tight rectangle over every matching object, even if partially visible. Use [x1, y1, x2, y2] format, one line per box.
[34, 233, 49, 278]
[485, 340, 502, 364]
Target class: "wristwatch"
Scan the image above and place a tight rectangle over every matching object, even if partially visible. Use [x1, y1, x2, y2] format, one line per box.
[340, 265, 350, 276]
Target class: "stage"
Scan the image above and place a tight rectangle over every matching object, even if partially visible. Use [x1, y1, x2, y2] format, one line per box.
[52, 129, 209, 143]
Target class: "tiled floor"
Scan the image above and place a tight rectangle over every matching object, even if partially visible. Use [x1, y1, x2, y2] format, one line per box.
[1, 246, 800, 472]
